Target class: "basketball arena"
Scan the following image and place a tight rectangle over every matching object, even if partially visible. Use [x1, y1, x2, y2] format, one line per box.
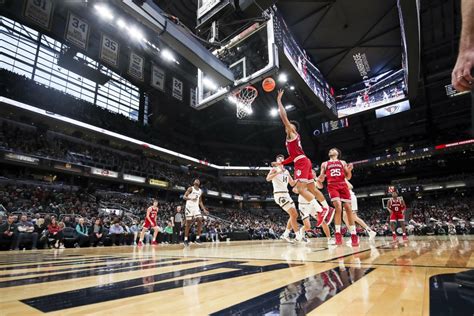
[0, 0, 473, 315]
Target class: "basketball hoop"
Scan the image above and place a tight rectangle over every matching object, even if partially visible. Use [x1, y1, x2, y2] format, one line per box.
[233, 86, 258, 119]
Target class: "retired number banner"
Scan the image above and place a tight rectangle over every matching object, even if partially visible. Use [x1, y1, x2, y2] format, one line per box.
[151, 65, 165, 91]
[100, 34, 119, 67]
[128, 52, 144, 81]
[172, 77, 183, 101]
[23, 0, 54, 30]
[65, 12, 90, 50]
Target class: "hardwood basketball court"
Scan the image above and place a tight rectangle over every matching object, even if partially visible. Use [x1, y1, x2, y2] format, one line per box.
[1, 236, 473, 315]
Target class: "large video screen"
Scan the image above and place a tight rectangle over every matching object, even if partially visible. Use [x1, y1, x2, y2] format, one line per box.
[375, 99, 410, 118]
[273, 11, 335, 111]
[335, 69, 407, 118]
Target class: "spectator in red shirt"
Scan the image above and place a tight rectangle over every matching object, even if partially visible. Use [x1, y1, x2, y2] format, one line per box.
[48, 217, 64, 249]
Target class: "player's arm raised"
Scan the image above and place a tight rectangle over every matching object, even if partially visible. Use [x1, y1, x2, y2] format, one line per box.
[266, 168, 279, 182]
[342, 161, 353, 180]
[183, 187, 194, 201]
[277, 89, 297, 137]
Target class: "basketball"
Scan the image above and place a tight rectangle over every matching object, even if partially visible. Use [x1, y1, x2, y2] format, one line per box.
[262, 77, 276, 92]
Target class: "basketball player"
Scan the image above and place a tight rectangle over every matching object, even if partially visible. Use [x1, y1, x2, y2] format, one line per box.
[266, 155, 302, 243]
[387, 191, 408, 242]
[137, 199, 159, 247]
[273, 89, 334, 228]
[293, 186, 332, 245]
[343, 180, 377, 241]
[183, 179, 208, 246]
[318, 148, 359, 247]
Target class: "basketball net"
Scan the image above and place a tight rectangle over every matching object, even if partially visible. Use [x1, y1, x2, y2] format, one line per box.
[233, 86, 258, 119]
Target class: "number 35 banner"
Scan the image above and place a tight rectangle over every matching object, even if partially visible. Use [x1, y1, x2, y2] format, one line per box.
[23, 0, 54, 30]
[65, 12, 90, 50]
[100, 34, 120, 67]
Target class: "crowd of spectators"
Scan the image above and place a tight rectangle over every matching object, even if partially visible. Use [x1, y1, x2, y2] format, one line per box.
[0, 119, 268, 196]
[0, 182, 288, 250]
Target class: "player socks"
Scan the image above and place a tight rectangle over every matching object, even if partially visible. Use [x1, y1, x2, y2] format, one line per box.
[310, 199, 322, 212]
[349, 225, 356, 235]
[184, 237, 188, 241]
[335, 225, 341, 233]
[283, 228, 290, 236]
[321, 200, 329, 209]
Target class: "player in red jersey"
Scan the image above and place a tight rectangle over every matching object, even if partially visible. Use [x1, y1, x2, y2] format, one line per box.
[137, 199, 160, 246]
[318, 148, 359, 247]
[387, 191, 407, 242]
[273, 89, 335, 228]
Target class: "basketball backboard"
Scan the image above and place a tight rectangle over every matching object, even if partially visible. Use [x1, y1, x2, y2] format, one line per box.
[193, 14, 279, 110]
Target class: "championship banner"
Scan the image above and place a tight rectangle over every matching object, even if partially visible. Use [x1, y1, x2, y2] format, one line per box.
[90, 167, 118, 178]
[172, 77, 183, 101]
[100, 34, 119, 67]
[23, 0, 54, 30]
[234, 195, 243, 201]
[149, 179, 168, 187]
[221, 193, 232, 199]
[128, 52, 144, 81]
[4, 153, 39, 165]
[151, 65, 165, 91]
[65, 12, 90, 50]
[123, 174, 146, 183]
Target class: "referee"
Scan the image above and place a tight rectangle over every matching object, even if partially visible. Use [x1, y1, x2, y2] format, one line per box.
[172, 206, 183, 244]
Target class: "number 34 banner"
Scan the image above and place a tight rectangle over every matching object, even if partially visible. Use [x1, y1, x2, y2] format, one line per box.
[65, 12, 90, 50]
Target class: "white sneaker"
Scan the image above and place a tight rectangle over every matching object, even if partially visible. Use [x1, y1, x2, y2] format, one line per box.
[368, 230, 377, 240]
[282, 235, 294, 243]
[328, 238, 336, 245]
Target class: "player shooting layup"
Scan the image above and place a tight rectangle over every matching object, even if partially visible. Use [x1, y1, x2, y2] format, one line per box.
[273, 89, 334, 228]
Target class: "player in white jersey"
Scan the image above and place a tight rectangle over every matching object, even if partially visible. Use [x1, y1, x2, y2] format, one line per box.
[342, 179, 376, 241]
[266, 154, 303, 242]
[293, 183, 332, 245]
[183, 179, 208, 246]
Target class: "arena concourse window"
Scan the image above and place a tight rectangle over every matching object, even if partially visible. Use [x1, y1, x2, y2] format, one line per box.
[0, 16, 140, 121]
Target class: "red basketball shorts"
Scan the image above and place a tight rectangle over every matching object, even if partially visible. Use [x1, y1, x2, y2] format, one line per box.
[327, 182, 351, 203]
[390, 211, 405, 221]
[294, 157, 314, 183]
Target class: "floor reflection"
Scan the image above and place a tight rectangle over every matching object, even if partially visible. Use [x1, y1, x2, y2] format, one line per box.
[212, 265, 374, 315]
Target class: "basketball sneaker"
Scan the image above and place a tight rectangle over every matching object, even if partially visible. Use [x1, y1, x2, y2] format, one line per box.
[137, 241, 143, 247]
[317, 207, 335, 227]
[335, 232, 343, 245]
[328, 238, 336, 245]
[351, 234, 359, 247]
[151, 241, 158, 246]
[392, 234, 398, 242]
[195, 238, 203, 245]
[368, 230, 377, 240]
[282, 235, 294, 243]
[402, 235, 408, 242]
[184, 240, 190, 247]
